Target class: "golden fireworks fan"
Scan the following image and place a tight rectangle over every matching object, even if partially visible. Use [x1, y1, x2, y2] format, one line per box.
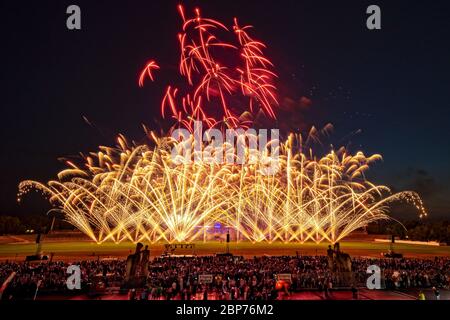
[18, 132, 426, 244]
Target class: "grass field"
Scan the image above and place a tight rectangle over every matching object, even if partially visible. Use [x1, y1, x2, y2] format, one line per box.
[0, 239, 448, 261]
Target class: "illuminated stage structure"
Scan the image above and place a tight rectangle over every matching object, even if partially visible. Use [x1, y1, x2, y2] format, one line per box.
[18, 6, 426, 244]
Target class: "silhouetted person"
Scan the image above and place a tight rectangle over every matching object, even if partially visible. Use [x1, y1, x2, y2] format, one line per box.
[327, 245, 334, 258]
[333, 242, 340, 253]
[126, 242, 143, 281]
[141, 245, 150, 277]
[351, 285, 358, 299]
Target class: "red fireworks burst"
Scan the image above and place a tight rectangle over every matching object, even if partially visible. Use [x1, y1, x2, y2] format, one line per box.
[139, 5, 278, 131]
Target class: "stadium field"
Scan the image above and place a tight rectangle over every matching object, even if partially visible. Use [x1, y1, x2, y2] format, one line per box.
[0, 239, 448, 261]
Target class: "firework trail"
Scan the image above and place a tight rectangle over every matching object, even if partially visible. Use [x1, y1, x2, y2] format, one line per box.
[139, 5, 278, 131]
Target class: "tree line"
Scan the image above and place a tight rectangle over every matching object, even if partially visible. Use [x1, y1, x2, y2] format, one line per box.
[367, 219, 450, 244]
[0, 215, 73, 235]
[0, 215, 448, 244]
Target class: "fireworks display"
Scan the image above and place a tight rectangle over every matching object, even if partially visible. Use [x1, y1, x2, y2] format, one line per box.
[18, 130, 426, 244]
[139, 5, 278, 131]
[18, 6, 426, 244]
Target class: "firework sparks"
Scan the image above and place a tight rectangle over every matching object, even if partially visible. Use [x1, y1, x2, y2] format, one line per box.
[19, 132, 426, 244]
[19, 6, 427, 245]
[138, 60, 160, 87]
[139, 5, 278, 131]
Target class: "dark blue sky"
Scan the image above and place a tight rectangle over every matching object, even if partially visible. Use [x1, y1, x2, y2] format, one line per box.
[1, 0, 450, 218]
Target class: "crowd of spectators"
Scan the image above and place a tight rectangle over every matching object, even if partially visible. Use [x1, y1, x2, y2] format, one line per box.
[0, 255, 449, 300]
[0, 260, 126, 299]
[352, 257, 450, 289]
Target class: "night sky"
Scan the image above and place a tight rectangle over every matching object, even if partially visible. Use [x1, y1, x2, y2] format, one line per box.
[1, 0, 450, 218]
